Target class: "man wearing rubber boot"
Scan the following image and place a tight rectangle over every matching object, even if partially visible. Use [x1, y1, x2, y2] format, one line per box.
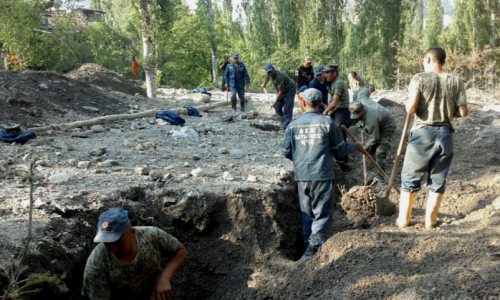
[349, 101, 396, 189]
[262, 63, 296, 130]
[396, 48, 468, 230]
[283, 88, 364, 260]
[323, 64, 352, 172]
[224, 53, 251, 112]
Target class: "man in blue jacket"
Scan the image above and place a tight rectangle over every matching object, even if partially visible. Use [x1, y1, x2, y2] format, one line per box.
[283, 88, 364, 260]
[224, 53, 251, 112]
[308, 65, 331, 113]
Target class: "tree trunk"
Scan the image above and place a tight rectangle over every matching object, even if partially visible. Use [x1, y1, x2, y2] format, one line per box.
[207, 0, 218, 90]
[488, 1, 496, 93]
[142, 36, 157, 98]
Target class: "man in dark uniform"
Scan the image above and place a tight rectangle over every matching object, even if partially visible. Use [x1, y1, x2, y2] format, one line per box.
[219, 56, 229, 92]
[295, 56, 314, 90]
[224, 53, 251, 112]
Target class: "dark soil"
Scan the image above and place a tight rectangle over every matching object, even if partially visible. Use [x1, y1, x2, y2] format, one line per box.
[67, 63, 147, 97]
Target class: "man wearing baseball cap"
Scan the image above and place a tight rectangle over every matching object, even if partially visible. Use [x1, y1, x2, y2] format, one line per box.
[308, 65, 331, 113]
[82, 208, 187, 300]
[323, 63, 352, 172]
[295, 57, 314, 90]
[349, 101, 396, 188]
[224, 53, 251, 112]
[261, 63, 296, 129]
[283, 88, 364, 260]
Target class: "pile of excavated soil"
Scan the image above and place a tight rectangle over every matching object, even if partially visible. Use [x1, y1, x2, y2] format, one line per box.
[67, 63, 147, 96]
[0, 71, 130, 127]
[341, 186, 377, 223]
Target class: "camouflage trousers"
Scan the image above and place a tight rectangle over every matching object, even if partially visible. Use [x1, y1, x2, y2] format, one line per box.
[369, 141, 390, 171]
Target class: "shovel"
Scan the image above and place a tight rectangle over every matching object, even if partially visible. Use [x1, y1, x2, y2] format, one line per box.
[341, 125, 399, 216]
[226, 86, 229, 103]
[263, 88, 273, 107]
[374, 113, 412, 216]
[361, 132, 367, 186]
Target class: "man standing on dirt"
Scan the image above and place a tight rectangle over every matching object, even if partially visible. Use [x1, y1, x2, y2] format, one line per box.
[224, 53, 251, 112]
[396, 48, 468, 230]
[349, 101, 396, 188]
[323, 64, 352, 172]
[261, 63, 296, 130]
[349, 71, 365, 101]
[82, 208, 187, 300]
[308, 65, 331, 113]
[283, 88, 364, 260]
[295, 57, 314, 90]
[220, 56, 229, 92]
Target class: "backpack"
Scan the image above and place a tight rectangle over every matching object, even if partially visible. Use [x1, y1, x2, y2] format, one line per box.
[156, 110, 186, 126]
[183, 105, 202, 117]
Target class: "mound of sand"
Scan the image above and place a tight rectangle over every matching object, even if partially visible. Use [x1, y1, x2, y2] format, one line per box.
[67, 63, 146, 96]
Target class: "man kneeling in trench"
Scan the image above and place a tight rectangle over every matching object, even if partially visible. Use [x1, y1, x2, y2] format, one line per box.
[82, 208, 187, 300]
[283, 88, 364, 260]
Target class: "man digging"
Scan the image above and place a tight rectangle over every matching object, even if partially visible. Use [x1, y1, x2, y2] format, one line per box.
[396, 48, 468, 230]
[283, 88, 364, 260]
[82, 208, 187, 300]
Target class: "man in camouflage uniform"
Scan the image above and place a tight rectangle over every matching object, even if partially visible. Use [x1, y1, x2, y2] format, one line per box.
[323, 64, 352, 172]
[349, 101, 396, 187]
[261, 63, 296, 130]
[295, 57, 314, 90]
[82, 208, 187, 300]
[396, 48, 468, 230]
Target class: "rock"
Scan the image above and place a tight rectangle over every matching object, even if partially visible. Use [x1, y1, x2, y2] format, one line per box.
[82, 106, 100, 112]
[180, 173, 191, 179]
[64, 142, 75, 151]
[98, 160, 120, 167]
[90, 125, 106, 133]
[245, 95, 251, 102]
[136, 143, 157, 151]
[33, 198, 49, 209]
[149, 170, 163, 181]
[165, 165, 175, 170]
[193, 155, 201, 161]
[250, 122, 282, 132]
[191, 167, 208, 177]
[39, 83, 49, 89]
[78, 161, 92, 169]
[184, 162, 191, 167]
[71, 132, 88, 138]
[247, 175, 258, 183]
[132, 122, 148, 130]
[89, 148, 106, 156]
[134, 166, 149, 175]
[123, 140, 135, 148]
[218, 148, 229, 154]
[67, 158, 77, 166]
[162, 173, 174, 181]
[229, 149, 245, 159]
[156, 118, 168, 126]
[109, 128, 122, 134]
[223, 171, 234, 181]
[190, 93, 211, 103]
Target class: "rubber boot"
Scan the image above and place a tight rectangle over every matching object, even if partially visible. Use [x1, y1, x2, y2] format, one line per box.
[425, 192, 443, 230]
[396, 191, 415, 228]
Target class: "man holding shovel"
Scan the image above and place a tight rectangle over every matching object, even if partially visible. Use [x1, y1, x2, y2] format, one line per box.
[396, 47, 468, 230]
[283, 88, 364, 260]
[349, 101, 396, 190]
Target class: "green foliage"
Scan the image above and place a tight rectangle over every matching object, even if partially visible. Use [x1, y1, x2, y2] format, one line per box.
[424, 0, 444, 49]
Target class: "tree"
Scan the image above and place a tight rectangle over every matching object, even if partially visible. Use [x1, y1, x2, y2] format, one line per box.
[424, 0, 444, 49]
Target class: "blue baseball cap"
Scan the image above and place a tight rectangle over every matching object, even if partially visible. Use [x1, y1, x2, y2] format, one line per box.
[94, 208, 131, 243]
[300, 85, 309, 93]
[315, 65, 324, 76]
[233, 53, 239, 58]
[300, 88, 322, 106]
[265, 63, 274, 73]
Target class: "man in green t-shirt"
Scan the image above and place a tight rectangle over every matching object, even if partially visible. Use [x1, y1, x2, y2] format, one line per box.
[397, 48, 468, 230]
[261, 63, 296, 130]
[82, 208, 187, 300]
[323, 63, 352, 172]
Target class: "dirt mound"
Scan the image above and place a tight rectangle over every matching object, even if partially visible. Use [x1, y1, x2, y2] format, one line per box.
[341, 186, 377, 223]
[67, 63, 146, 96]
[0, 70, 130, 127]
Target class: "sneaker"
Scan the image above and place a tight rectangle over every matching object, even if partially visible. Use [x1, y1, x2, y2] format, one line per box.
[298, 244, 318, 261]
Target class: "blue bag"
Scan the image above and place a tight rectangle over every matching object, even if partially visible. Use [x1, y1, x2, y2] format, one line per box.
[156, 111, 186, 126]
[0, 131, 37, 144]
[184, 105, 202, 117]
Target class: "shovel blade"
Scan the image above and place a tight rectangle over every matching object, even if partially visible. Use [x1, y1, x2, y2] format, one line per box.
[375, 195, 397, 216]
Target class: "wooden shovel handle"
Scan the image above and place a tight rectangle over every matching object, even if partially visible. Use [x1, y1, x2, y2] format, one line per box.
[341, 125, 400, 195]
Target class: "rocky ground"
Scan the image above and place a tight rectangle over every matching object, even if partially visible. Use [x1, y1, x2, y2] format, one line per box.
[1, 68, 500, 299]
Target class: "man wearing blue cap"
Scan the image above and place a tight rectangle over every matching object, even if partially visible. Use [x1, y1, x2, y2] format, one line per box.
[261, 63, 296, 129]
[283, 88, 364, 260]
[82, 208, 187, 300]
[224, 53, 251, 112]
[308, 65, 331, 113]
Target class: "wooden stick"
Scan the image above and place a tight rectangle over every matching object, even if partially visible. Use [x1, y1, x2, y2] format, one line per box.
[28, 100, 230, 132]
[341, 125, 400, 195]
